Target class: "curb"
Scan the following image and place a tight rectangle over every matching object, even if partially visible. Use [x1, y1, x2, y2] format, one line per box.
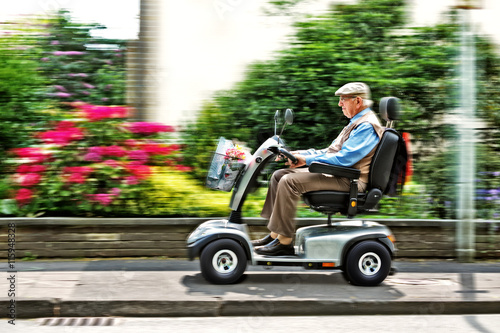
[4, 299, 500, 318]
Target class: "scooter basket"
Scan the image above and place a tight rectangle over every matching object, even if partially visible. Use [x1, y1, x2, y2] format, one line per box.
[206, 137, 246, 192]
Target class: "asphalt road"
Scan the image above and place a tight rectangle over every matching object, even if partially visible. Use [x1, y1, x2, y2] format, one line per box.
[7, 315, 500, 333]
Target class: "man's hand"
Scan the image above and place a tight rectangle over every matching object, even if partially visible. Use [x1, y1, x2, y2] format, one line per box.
[286, 154, 306, 168]
[275, 150, 297, 162]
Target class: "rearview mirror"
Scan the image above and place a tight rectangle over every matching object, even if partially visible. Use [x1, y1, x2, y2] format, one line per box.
[285, 108, 294, 125]
[274, 110, 280, 136]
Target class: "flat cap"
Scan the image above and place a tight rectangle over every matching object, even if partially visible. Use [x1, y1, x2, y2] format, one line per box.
[335, 82, 373, 107]
[335, 82, 371, 98]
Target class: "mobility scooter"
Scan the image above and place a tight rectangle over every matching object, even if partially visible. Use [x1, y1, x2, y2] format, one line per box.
[187, 97, 403, 286]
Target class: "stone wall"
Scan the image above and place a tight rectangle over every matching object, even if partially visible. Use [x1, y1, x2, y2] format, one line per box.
[0, 218, 498, 260]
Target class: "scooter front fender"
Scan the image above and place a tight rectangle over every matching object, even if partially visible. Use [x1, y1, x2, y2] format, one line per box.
[186, 220, 252, 261]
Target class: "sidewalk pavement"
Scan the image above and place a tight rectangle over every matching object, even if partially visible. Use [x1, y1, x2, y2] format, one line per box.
[1, 261, 500, 318]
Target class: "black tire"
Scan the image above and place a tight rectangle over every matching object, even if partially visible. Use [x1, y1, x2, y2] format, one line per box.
[200, 239, 247, 284]
[344, 240, 391, 286]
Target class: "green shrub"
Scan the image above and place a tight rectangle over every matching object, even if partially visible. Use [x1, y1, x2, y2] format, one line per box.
[139, 167, 232, 217]
[5, 102, 189, 217]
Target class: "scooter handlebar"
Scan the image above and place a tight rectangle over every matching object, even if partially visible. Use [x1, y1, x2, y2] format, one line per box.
[267, 147, 298, 164]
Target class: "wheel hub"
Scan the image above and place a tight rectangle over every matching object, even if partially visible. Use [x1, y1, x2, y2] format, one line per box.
[212, 249, 238, 274]
[358, 252, 381, 276]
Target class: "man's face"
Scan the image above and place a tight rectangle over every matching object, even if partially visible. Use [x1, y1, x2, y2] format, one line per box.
[338, 95, 360, 118]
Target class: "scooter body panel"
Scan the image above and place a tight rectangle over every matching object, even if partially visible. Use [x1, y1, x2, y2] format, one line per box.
[187, 219, 394, 269]
[294, 221, 394, 266]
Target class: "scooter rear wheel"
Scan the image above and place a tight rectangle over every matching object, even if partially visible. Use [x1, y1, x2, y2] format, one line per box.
[200, 239, 247, 284]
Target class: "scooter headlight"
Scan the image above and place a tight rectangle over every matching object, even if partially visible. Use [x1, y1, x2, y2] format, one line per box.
[187, 228, 210, 244]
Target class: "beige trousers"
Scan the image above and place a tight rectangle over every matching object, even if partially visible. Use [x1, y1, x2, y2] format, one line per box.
[260, 168, 367, 238]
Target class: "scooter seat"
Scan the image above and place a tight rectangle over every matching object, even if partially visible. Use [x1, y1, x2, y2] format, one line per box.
[303, 191, 351, 209]
[304, 191, 364, 214]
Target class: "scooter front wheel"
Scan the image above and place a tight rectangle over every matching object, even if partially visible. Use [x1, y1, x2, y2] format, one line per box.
[344, 240, 391, 286]
[200, 239, 247, 284]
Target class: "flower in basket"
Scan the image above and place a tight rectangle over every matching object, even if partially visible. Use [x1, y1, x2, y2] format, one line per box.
[225, 145, 246, 161]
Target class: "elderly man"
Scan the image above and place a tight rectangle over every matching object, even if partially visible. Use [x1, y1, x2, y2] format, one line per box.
[253, 82, 385, 256]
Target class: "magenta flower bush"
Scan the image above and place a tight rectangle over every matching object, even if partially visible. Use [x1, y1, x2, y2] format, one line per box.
[7, 103, 190, 216]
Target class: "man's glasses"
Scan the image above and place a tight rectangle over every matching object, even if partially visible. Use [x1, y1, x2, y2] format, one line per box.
[339, 96, 358, 102]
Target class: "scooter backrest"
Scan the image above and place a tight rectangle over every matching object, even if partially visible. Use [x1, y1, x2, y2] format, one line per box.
[379, 97, 401, 127]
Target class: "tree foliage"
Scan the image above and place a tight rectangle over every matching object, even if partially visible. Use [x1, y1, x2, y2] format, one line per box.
[0, 19, 50, 165]
[38, 10, 127, 105]
[182, 0, 500, 219]
[0, 10, 128, 172]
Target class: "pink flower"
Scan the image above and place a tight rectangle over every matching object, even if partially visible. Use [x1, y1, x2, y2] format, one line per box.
[49, 92, 72, 98]
[87, 188, 121, 206]
[125, 163, 151, 180]
[63, 166, 93, 175]
[74, 103, 129, 122]
[88, 193, 113, 206]
[15, 188, 34, 205]
[54, 85, 67, 92]
[67, 51, 85, 56]
[125, 176, 139, 185]
[85, 146, 127, 159]
[225, 147, 246, 160]
[88, 146, 104, 155]
[82, 82, 95, 89]
[68, 73, 88, 77]
[175, 165, 193, 172]
[84, 152, 102, 162]
[39, 126, 84, 146]
[102, 145, 127, 157]
[16, 164, 46, 173]
[20, 173, 42, 187]
[13, 148, 41, 157]
[103, 159, 120, 167]
[16, 165, 31, 173]
[128, 150, 148, 162]
[111, 188, 121, 196]
[62, 166, 93, 184]
[125, 122, 174, 135]
[11, 148, 50, 163]
[66, 173, 85, 184]
[56, 121, 76, 130]
[142, 143, 175, 155]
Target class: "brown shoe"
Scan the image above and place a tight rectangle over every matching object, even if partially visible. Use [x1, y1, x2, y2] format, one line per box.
[251, 234, 274, 247]
[254, 239, 294, 256]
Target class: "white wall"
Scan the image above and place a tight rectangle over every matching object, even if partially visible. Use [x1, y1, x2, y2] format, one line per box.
[157, 0, 298, 128]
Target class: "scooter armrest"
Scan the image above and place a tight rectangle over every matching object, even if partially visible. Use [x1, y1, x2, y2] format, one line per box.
[309, 162, 360, 179]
